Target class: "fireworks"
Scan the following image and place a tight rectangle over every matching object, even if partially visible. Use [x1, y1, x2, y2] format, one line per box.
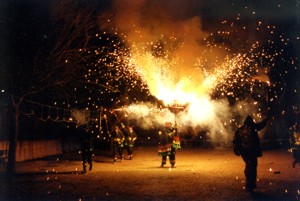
[63, 0, 297, 143]
[16, 1, 297, 142]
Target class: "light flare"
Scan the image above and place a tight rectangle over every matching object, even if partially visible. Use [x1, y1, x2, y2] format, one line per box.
[93, 0, 291, 141]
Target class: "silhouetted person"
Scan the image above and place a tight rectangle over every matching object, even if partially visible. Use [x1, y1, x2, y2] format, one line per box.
[112, 125, 125, 163]
[78, 123, 93, 174]
[233, 115, 269, 192]
[289, 123, 300, 167]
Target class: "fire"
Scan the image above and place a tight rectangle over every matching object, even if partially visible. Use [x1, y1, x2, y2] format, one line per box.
[130, 52, 206, 105]
[156, 82, 198, 106]
[95, 0, 291, 140]
[128, 50, 220, 124]
[128, 43, 217, 106]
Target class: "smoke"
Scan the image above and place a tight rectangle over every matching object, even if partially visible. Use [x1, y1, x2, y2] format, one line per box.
[101, 0, 227, 93]
[71, 109, 90, 125]
[119, 97, 237, 142]
[98, 0, 268, 141]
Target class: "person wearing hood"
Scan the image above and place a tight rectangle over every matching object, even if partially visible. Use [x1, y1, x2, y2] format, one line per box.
[233, 115, 269, 193]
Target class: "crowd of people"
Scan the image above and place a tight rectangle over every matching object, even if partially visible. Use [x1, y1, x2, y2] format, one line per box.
[110, 120, 182, 168]
[77, 118, 139, 170]
[77, 119, 181, 172]
[75, 111, 299, 194]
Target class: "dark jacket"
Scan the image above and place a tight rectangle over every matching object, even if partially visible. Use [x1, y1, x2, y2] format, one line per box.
[159, 127, 175, 146]
[112, 127, 125, 147]
[122, 127, 137, 147]
[79, 124, 93, 153]
[233, 116, 268, 157]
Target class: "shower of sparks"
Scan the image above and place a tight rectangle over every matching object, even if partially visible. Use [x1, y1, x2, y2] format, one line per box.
[82, 28, 280, 134]
[60, 0, 298, 141]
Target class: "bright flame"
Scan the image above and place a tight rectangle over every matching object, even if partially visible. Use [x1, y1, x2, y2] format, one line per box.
[187, 96, 216, 122]
[130, 50, 211, 106]
[97, 0, 281, 141]
[129, 51, 220, 127]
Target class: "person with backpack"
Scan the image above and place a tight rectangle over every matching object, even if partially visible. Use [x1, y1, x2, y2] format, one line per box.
[233, 115, 269, 193]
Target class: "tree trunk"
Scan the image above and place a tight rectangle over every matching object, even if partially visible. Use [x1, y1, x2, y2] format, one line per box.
[7, 97, 21, 175]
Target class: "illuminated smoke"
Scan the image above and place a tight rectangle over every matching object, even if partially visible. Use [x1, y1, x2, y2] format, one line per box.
[103, 0, 228, 98]
[71, 109, 90, 125]
[97, 0, 280, 141]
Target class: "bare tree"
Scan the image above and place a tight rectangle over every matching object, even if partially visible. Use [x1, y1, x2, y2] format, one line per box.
[7, 0, 106, 175]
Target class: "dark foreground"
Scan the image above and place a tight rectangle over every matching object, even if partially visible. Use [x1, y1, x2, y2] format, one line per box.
[0, 146, 299, 201]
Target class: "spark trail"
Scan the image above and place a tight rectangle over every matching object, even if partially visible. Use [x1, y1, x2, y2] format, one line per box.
[88, 0, 293, 141]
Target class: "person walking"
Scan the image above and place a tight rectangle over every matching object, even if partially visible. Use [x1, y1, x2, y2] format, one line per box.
[158, 122, 179, 168]
[78, 122, 93, 174]
[112, 125, 125, 163]
[233, 115, 269, 192]
[121, 124, 137, 160]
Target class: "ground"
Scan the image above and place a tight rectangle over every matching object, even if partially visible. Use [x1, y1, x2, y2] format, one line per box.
[0, 146, 299, 201]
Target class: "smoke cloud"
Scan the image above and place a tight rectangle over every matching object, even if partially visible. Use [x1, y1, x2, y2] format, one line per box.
[98, 0, 268, 142]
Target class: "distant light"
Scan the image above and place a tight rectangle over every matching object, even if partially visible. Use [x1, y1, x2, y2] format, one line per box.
[1, 89, 4, 93]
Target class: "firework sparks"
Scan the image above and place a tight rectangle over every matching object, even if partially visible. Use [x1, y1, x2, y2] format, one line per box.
[73, 0, 296, 142]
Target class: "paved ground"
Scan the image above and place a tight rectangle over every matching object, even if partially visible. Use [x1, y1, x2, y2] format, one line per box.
[0, 146, 299, 201]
